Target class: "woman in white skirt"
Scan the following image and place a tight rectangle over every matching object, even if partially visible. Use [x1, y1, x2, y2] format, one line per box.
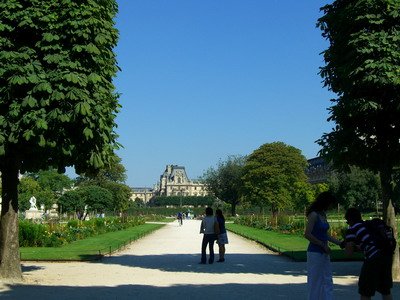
[304, 191, 343, 300]
[216, 209, 229, 262]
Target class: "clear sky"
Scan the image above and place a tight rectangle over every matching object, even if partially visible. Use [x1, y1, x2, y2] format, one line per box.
[113, 0, 334, 188]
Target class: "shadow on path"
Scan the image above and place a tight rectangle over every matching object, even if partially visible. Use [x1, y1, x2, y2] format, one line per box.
[0, 282, 359, 300]
[72, 253, 361, 277]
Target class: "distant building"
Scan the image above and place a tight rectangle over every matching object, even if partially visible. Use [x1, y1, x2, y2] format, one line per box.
[131, 164, 208, 203]
[158, 165, 208, 197]
[131, 187, 156, 203]
[306, 157, 331, 184]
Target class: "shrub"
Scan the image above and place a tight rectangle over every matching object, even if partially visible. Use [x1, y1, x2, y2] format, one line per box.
[19, 220, 47, 247]
[19, 216, 146, 247]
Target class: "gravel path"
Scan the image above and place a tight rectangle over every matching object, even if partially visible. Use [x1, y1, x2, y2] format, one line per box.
[0, 219, 398, 299]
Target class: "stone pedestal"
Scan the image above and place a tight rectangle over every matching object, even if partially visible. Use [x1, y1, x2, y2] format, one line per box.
[25, 209, 44, 220]
[48, 204, 59, 218]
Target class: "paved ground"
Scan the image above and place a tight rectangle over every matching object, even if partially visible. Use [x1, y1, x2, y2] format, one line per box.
[0, 219, 399, 299]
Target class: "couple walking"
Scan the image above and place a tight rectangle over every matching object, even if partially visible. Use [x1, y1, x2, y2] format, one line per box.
[199, 207, 228, 264]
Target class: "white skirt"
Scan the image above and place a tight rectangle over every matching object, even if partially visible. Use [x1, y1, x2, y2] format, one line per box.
[217, 233, 229, 245]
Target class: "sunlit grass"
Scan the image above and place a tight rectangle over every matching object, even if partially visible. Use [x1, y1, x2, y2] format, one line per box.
[226, 223, 363, 262]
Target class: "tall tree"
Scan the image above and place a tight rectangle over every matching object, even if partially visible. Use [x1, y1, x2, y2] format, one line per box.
[76, 154, 127, 184]
[328, 166, 381, 211]
[27, 169, 73, 198]
[76, 154, 131, 213]
[202, 155, 246, 216]
[58, 189, 85, 219]
[317, 0, 400, 278]
[0, 0, 120, 279]
[242, 142, 308, 216]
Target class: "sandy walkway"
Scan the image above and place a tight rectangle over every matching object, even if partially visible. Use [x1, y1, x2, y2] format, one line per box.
[0, 219, 398, 299]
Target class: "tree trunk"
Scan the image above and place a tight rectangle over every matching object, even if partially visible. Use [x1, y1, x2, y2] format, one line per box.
[0, 155, 22, 280]
[380, 170, 399, 280]
[230, 202, 236, 217]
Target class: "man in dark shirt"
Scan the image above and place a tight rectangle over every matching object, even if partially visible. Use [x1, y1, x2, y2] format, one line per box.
[344, 208, 393, 300]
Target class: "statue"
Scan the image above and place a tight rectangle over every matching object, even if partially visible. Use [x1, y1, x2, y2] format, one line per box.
[29, 196, 38, 210]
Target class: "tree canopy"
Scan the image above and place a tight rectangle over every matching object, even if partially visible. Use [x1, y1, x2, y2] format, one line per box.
[0, 0, 120, 279]
[202, 155, 246, 216]
[76, 154, 131, 212]
[242, 142, 308, 214]
[328, 166, 381, 211]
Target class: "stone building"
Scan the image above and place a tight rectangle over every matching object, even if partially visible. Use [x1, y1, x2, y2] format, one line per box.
[306, 157, 331, 184]
[131, 164, 208, 203]
[130, 187, 156, 203]
[158, 165, 208, 197]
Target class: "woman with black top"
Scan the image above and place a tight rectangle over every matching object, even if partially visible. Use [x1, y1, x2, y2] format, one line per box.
[216, 209, 229, 262]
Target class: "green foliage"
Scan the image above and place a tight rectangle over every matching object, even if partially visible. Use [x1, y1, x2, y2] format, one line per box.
[316, 1, 400, 211]
[226, 223, 362, 262]
[328, 166, 381, 211]
[19, 216, 145, 247]
[75, 154, 131, 212]
[242, 142, 308, 213]
[18, 176, 41, 211]
[58, 189, 85, 215]
[97, 181, 132, 212]
[76, 155, 127, 184]
[125, 206, 207, 218]
[20, 223, 163, 261]
[0, 0, 120, 174]
[148, 196, 215, 207]
[234, 214, 305, 233]
[27, 169, 72, 197]
[0, 0, 120, 278]
[75, 185, 113, 213]
[18, 221, 47, 247]
[19, 169, 73, 211]
[202, 155, 246, 216]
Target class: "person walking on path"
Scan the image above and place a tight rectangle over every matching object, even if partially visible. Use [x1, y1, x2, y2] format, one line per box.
[177, 212, 183, 226]
[216, 209, 229, 262]
[304, 191, 343, 300]
[344, 208, 393, 300]
[199, 207, 218, 264]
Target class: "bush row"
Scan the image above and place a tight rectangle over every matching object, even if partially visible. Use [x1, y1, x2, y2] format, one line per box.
[148, 196, 215, 207]
[19, 216, 145, 247]
[234, 214, 346, 238]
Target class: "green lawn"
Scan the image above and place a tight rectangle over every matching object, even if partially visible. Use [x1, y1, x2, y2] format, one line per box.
[20, 223, 164, 261]
[226, 223, 363, 262]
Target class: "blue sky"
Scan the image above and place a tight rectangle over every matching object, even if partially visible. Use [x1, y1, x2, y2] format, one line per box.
[113, 0, 334, 187]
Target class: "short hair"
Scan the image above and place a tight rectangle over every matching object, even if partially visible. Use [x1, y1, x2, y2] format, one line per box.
[205, 207, 213, 216]
[345, 207, 362, 222]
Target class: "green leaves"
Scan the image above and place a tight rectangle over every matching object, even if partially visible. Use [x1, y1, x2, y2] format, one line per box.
[42, 33, 60, 42]
[317, 0, 400, 173]
[22, 95, 37, 107]
[0, 0, 120, 176]
[242, 142, 308, 213]
[75, 102, 92, 116]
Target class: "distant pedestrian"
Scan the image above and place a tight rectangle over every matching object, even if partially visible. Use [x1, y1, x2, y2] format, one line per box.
[199, 207, 218, 264]
[304, 191, 343, 300]
[216, 209, 228, 262]
[177, 212, 183, 226]
[344, 208, 393, 300]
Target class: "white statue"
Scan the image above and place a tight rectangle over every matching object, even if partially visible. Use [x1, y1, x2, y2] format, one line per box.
[29, 196, 38, 210]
